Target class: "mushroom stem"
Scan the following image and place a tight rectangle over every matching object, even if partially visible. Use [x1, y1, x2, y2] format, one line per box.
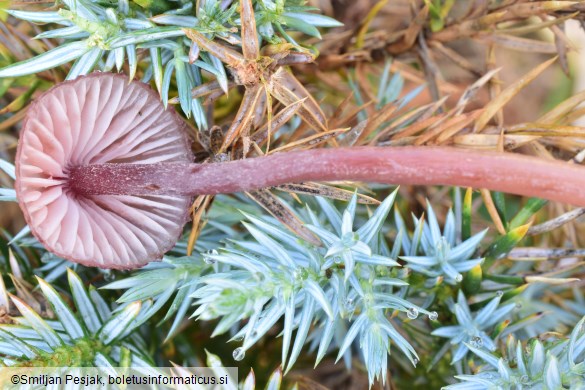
[70, 146, 585, 207]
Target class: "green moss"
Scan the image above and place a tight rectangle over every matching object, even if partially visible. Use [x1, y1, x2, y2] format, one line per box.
[17, 339, 111, 367]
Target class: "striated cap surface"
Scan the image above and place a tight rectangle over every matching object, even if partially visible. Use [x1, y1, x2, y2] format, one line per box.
[16, 72, 193, 269]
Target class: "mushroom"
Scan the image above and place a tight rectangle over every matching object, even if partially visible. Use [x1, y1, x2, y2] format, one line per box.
[16, 72, 585, 269]
[16, 73, 193, 269]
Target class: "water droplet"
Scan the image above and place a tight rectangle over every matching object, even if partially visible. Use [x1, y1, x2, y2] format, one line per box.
[413, 358, 419, 365]
[344, 298, 356, 313]
[233, 335, 244, 341]
[233, 347, 245, 361]
[428, 311, 438, 321]
[515, 302, 522, 309]
[203, 249, 218, 264]
[345, 298, 356, 312]
[497, 290, 504, 297]
[455, 274, 463, 282]
[470, 336, 483, 348]
[520, 375, 529, 384]
[407, 307, 419, 319]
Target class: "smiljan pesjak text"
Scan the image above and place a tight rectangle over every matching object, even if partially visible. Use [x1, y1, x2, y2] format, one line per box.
[14, 373, 230, 386]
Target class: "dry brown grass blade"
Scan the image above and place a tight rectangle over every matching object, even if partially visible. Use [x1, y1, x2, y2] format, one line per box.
[497, 127, 505, 153]
[253, 91, 268, 129]
[390, 61, 460, 95]
[387, 4, 428, 54]
[239, 0, 259, 60]
[183, 28, 244, 67]
[432, 2, 577, 42]
[538, 89, 585, 123]
[543, 138, 585, 156]
[480, 189, 506, 235]
[508, 247, 585, 260]
[206, 87, 232, 104]
[359, 103, 399, 143]
[391, 111, 449, 141]
[356, 64, 376, 112]
[274, 51, 316, 66]
[430, 41, 482, 77]
[563, 106, 585, 125]
[486, 45, 503, 128]
[316, 51, 373, 70]
[275, 182, 380, 205]
[507, 123, 585, 137]
[372, 98, 448, 144]
[10, 276, 45, 316]
[466, 0, 489, 19]
[452, 134, 540, 149]
[269, 68, 328, 132]
[528, 207, 585, 236]
[9, 0, 55, 5]
[332, 101, 374, 131]
[0, 107, 27, 132]
[186, 195, 213, 256]
[504, 1, 578, 19]
[415, 111, 480, 145]
[220, 86, 263, 152]
[431, 11, 508, 42]
[435, 110, 483, 144]
[0, 23, 46, 62]
[473, 56, 558, 133]
[269, 128, 348, 153]
[495, 12, 578, 35]
[0, 81, 41, 116]
[249, 98, 304, 148]
[182, 80, 235, 102]
[246, 189, 321, 245]
[483, 35, 558, 53]
[455, 68, 501, 114]
[329, 92, 355, 128]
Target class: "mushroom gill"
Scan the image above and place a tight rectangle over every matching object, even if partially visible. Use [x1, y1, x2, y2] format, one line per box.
[15, 73, 193, 269]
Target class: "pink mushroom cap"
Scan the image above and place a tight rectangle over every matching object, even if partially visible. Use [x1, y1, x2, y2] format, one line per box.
[15, 72, 193, 269]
